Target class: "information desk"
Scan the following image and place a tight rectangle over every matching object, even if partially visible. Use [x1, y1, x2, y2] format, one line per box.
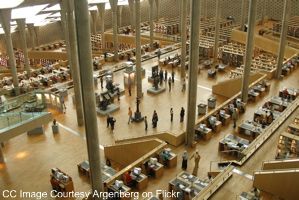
[195, 123, 212, 140]
[108, 181, 131, 200]
[168, 171, 208, 200]
[238, 120, 264, 138]
[288, 123, 299, 136]
[219, 134, 249, 157]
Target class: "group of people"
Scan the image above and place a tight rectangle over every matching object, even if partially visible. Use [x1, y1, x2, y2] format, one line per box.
[181, 150, 201, 176]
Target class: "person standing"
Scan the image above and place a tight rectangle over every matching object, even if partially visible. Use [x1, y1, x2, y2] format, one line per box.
[110, 117, 116, 131]
[107, 115, 111, 128]
[164, 70, 168, 81]
[117, 90, 120, 101]
[168, 77, 172, 92]
[171, 71, 175, 83]
[152, 110, 158, 128]
[232, 108, 238, 128]
[170, 108, 174, 122]
[182, 79, 186, 92]
[157, 48, 161, 60]
[190, 150, 201, 176]
[159, 69, 164, 85]
[144, 116, 148, 131]
[128, 107, 133, 124]
[180, 107, 185, 122]
[182, 151, 188, 170]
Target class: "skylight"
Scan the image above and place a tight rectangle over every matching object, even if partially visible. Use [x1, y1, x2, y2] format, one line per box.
[11, 4, 49, 19]
[0, 0, 24, 9]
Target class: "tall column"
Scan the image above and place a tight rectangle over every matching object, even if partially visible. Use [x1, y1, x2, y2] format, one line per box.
[27, 23, 35, 48]
[186, 0, 200, 147]
[180, 0, 187, 79]
[203, 0, 207, 19]
[0, 9, 19, 95]
[260, 0, 267, 24]
[60, 0, 84, 126]
[213, 0, 221, 62]
[34, 26, 39, 47]
[117, 6, 123, 30]
[241, 0, 257, 103]
[74, 0, 103, 196]
[135, 0, 143, 99]
[90, 10, 98, 35]
[128, 0, 135, 29]
[155, 0, 159, 22]
[97, 3, 105, 50]
[149, 0, 154, 49]
[275, 0, 289, 79]
[0, 146, 4, 163]
[16, 19, 31, 76]
[109, 0, 119, 61]
[240, 0, 247, 31]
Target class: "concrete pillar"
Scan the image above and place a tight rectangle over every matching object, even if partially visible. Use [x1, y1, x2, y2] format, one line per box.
[275, 0, 289, 79]
[241, 0, 257, 103]
[260, 0, 267, 24]
[186, 0, 200, 147]
[148, 0, 154, 49]
[73, 0, 103, 196]
[240, 0, 247, 31]
[180, 0, 187, 79]
[97, 3, 105, 50]
[27, 23, 35, 48]
[135, 0, 143, 99]
[128, 0, 135, 29]
[0, 146, 4, 163]
[109, 0, 119, 61]
[60, 0, 84, 126]
[155, 0, 160, 21]
[34, 26, 39, 46]
[0, 9, 19, 95]
[117, 6, 123, 30]
[90, 10, 98, 35]
[213, 0, 221, 62]
[203, 0, 207, 19]
[16, 19, 31, 76]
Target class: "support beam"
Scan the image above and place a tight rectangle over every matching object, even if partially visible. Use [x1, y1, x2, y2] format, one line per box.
[213, 0, 221, 62]
[240, 0, 247, 31]
[117, 6, 123, 32]
[109, 0, 119, 61]
[148, 0, 154, 49]
[186, 0, 200, 147]
[34, 26, 39, 47]
[97, 3, 105, 51]
[61, 0, 84, 127]
[74, 0, 103, 196]
[155, 0, 159, 22]
[0, 9, 19, 95]
[135, 0, 142, 99]
[27, 23, 35, 48]
[275, 0, 289, 79]
[180, 0, 187, 79]
[128, 0, 135, 29]
[90, 10, 98, 35]
[16, 19, 31, 76]
[241, 0, 257, 103]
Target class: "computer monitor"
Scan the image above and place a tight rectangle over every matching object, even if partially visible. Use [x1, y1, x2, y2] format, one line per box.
[150, 157, 158, 165]
[115, 180, 124, 189]
[133, 167, 141, 176]
[164, 148, 171, 155]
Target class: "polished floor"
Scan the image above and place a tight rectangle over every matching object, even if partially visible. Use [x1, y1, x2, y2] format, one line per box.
[1, 47, 299, 200]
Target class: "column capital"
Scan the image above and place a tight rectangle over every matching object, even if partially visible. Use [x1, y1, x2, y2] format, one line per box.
[16, 18, 26, 31]
[109, 0, 118, 11]
[97, 3, 105, 14]
[0, 9, 12, 34]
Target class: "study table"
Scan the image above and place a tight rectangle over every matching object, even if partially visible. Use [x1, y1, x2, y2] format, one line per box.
[77, 160, 116, 181]
[148, 162, 164, 178]
[131, 173, 148, 190]
[195, 123, 212, 140]
[108, 181, 131, 200]
[238, 120, 264, 138]
[219, 134, 249, 157]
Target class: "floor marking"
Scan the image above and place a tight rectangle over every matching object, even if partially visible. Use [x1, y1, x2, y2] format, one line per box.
[58, 122, 104, 150]
[233, 168, 254, 180]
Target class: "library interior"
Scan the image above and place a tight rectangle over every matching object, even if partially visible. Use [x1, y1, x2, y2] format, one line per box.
[0, 0, 299, 199]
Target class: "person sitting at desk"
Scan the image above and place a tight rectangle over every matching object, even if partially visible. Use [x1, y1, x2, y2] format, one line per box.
[160, 150, 171, 166]
[123, 171, 136, 188]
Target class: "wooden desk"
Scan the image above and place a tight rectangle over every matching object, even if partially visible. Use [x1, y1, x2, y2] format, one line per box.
[195, 124, 212, 140]
[134, 174, 148, 190]
[108, 183, 131, 200]
[168, 153, 177, 168]
[219, 113, 231, 126]
[238, 121, 263, 139]
[214, 121, 222, 133]
[149, 163, 164, 177]
[78, 160, 90, 177]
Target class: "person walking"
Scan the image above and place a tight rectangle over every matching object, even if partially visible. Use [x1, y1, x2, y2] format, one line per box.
[170, 108, 174, 122]
[117, 90, 120, 101]
[110, 117, 116, 131]
[182, 79, 186, 92]
[128, 107, 133, 124]
[164, 70, 168, 81]
[182, 151, 188, 170]
[180, 107, 185, 122]
[171, 71, 175, 83]
[107, 115, 111, 128]
[152, 110, 158, 128]
[190, 150, 201, 176]
[232, 108, 238, 128]
[159, 69, 164, 85]
[168, 77, 172, 92]
[100, 76, 104, 89]
[144, 116, 148, 131]
[157, 48, 161, 60]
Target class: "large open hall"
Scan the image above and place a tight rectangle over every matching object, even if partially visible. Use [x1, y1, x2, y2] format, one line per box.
[0, 0, 299, 200]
